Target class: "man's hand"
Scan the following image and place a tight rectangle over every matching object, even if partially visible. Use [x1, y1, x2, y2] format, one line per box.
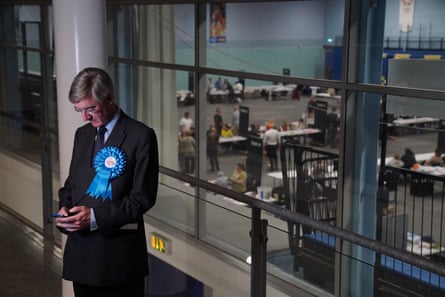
[55, 205, 91, 232]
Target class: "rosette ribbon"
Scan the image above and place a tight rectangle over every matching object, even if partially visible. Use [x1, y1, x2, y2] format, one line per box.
[86, 146, 127, 200]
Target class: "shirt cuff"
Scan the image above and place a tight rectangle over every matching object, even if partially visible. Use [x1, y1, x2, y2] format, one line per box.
[90, 208, 98, 231]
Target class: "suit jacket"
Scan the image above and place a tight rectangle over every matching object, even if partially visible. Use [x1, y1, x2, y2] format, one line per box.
[59, 111, 159, 286]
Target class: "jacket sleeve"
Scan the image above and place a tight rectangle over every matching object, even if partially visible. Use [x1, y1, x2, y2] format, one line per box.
[58, 129, 82, 210]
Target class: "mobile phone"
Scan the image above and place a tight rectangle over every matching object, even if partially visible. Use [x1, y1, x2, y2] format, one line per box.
[51, 213, 67, 217]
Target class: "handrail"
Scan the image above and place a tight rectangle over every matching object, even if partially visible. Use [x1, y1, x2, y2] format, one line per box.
[160, 166, 445, 277]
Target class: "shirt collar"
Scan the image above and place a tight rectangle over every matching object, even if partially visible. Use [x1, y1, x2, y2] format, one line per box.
[100, 109, 120, 141]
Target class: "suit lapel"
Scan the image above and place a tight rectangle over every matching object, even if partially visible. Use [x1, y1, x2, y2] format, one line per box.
[105, 110, 128, 149]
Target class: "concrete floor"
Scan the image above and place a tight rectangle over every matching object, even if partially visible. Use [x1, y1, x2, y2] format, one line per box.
[0, 208, 62, 297]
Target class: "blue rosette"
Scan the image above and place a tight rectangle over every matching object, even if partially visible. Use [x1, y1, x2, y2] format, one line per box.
[86, 146, 127, 200]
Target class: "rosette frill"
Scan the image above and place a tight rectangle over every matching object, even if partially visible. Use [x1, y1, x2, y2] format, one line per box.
[86, 146, 127, 200]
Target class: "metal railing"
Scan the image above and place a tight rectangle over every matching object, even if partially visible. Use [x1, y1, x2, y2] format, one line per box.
[160, 165, 445, 297]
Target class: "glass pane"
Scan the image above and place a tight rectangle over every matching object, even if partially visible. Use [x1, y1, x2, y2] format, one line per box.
[203, 1, 345, 80]
[0, 5, 57, 167]
[348, 1, 445, 87]
[0, 47, 45, 164]
[149, 181, 195, 234]
[112, 63, 194, 172]
[0, 48, 42, 124]
[383, 1, 445, 89]
[201, 192, 251, 258]
[267, 215, 311, 288]
[385, 57, 445, 91]
[383, 95, 442, 165]
[379, 95, 445, 256]
[177, 75, 341, 195]
[0, 118, 41, 163]
[108, 4, 195, 66]
[0, 6, 41, 47]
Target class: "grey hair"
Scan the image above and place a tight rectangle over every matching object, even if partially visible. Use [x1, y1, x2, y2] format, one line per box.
[68, 67, 114, 104]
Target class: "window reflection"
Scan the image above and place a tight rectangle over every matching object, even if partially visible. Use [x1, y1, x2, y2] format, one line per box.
[109, 4, 195, 66]
[0, 5, 56, 165]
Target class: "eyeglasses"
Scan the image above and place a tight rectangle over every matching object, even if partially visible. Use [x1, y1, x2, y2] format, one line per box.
[74, 105, 96, 116]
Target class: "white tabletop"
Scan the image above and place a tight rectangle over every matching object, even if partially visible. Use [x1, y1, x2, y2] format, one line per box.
[406, 235, 445, 256]
[406, 243, 445, 256]
[406, 232, 445, 257]
[176, 90, 192, 102]
[245, 84, 296, 93]
[267, 170, 297, 180]
[393, 117, 439, 126]
[314, 92, 341, 100]
[176, 89, 191, 96]
[412, 165, 445, 176]
[218, 135, 247, 144]
[381, 152, 434, 166]
[267, 168, 337, 180]
[279, 128, 321, 137]
[208, 89, 228, 96]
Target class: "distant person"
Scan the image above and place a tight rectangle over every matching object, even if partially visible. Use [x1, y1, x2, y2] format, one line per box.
[224, 79, 235, 103]
[179, 111, 194, 133]
[179, 130, 196, 174]
[232, 105, 240, 135]
[306, 111, 315, 128]
[214, 77, 223, 90]
[425, 148, 443, 166]
[213, 171, 230, 188]
[263, 125, 280, 171]
[206, 124, 220, 172]
[296, 118, 305, 129]
[220, 123, 233, 138]
[387, 153, 404, 167]
[234, 80, 244, 102]
[401, 148, 417, 169]
[292, 86, 300, 100]
[207, 77, 213, 94]
[248, 123, 261, 137]
[220, 123, 234, 152]
[265, 118, 275, 130]
[307, 95, 317, 114]
[213, 107, 224, 136]
[177, 130, 187, 172]
[326, 107, 339, 147]
[229, 163, 247, 193]
[279, 120, 288, 132]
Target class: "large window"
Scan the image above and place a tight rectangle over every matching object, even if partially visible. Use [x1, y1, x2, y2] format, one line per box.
[2, 1, 445, 296]
[0, 5, 57, 166]
[107, 1, 445, 295]
[108, 2, 346, 293]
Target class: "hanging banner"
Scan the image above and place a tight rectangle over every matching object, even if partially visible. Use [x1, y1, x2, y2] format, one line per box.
[209, 3, 226, 43]
[399, 0, 415, 32]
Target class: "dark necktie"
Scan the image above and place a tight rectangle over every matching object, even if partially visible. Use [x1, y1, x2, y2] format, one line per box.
[93, 126, 107, 159]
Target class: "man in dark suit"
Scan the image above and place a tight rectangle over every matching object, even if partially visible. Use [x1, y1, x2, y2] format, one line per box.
[55, 67, 159, 297]
[326, 107, 339, 147]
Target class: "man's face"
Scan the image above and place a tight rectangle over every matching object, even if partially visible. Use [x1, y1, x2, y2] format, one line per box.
[73, 95, 115, 128]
